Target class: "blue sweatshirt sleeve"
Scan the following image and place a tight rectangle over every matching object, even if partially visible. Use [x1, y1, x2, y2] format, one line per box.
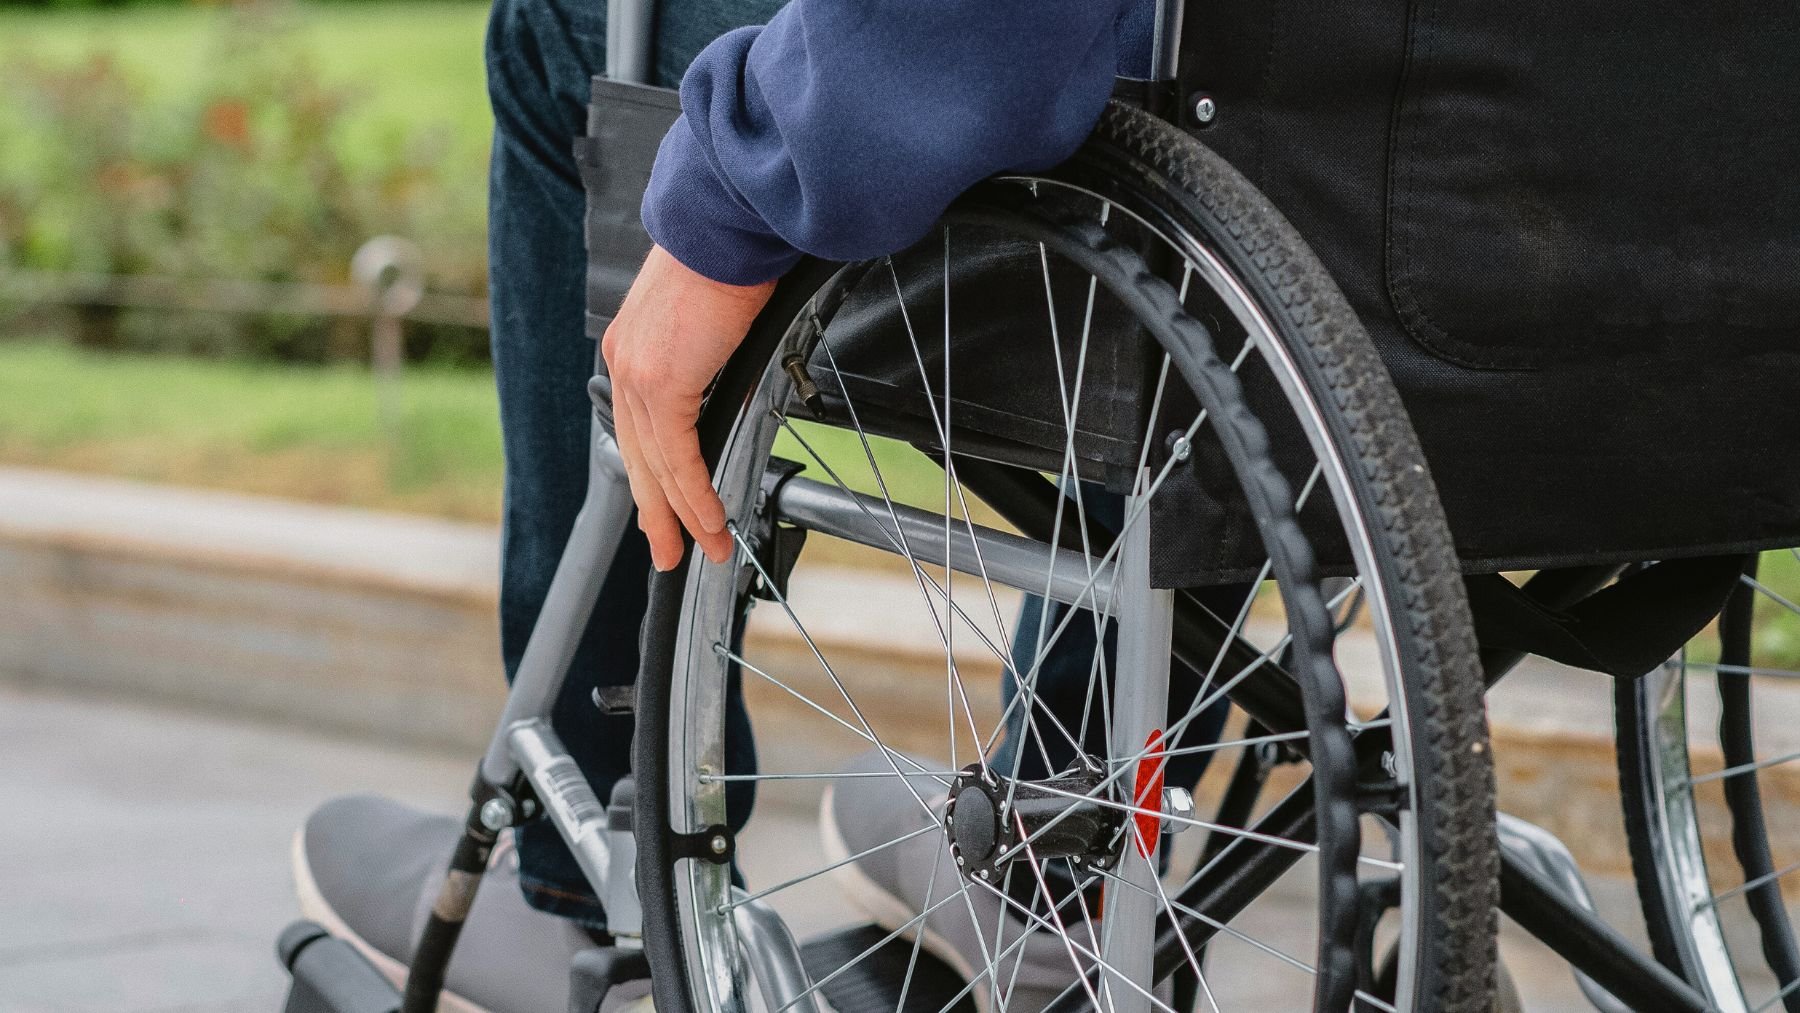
[641, 1, 1135, 286]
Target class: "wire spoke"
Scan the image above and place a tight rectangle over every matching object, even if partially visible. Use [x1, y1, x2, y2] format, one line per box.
[925, 868, 1101, 1013]
[721, 645, 949, 786]
[773, 881, 977, 1013]
[1753, 975, 1800, 1013]
[716, 824, 939, 913]
[1085, 866, 1397, 1013]
[1744, 574, 1800, 619]
[1684, 748, 1800, 787]
[893, 826, 948, 1013]
[1014, 777, 1401, 871]
[1702, 859, 1800, 910]
[1013, 811, 1107, 1012]
[1130, 829, 1224, 1013]
[965, 875, 1181, 1013]
[777, 418, 1089, 761]
[1091, 863, 1315, 977]
[882, 255, 1057, 782]
[729, 524, 945, 825]
[697, 770, 962, 783]
[1682, 660, 1800, 681]
[806, 336, 990, 779]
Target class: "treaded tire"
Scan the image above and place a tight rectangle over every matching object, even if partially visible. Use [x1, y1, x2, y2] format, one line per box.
[1082, 102, 1497, 1012]
[635, 101, 1497, 1013]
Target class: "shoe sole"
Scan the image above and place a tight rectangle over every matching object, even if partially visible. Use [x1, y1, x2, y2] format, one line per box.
[290, 829, 492, 1013]
[818, 785, 994, 1013]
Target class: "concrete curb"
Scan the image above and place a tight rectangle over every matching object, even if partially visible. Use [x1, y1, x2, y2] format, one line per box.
[0, 466, 996, 752]
[1, 467, 504, 751]
[12, 465, 1789, 877]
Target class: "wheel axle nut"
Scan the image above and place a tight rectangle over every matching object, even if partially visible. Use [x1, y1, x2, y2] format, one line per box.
[1163, 787, 1196, 834]
[479, 797, 515, 831]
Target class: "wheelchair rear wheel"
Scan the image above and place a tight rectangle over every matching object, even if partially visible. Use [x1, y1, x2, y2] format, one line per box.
[1618, 552, 1800, 1013]
[634, 103, 1497, 1013]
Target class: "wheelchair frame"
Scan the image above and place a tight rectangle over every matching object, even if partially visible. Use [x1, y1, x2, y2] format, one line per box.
[274, 0, 1778, 1009]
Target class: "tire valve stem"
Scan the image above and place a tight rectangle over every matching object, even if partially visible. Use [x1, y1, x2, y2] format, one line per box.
[783, 355, 826, 421]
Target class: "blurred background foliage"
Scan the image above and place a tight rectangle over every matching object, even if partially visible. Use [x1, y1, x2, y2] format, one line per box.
[0, 0, 491, 364]
[0, 0, 503, 516]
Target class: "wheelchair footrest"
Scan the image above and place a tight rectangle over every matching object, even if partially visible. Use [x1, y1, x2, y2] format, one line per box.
[277, 920, 402, 1013]
[799, 925, 977, 1013]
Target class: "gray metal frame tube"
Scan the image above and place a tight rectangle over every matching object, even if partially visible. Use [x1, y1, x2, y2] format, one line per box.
[508, 719, 617, 904]
[607, 0, 656, 85]
[772, 474, 1115, 613]
[480, 420, 637, 783]
[731, 892, 827, 1013]
[1099, 480, 1174, 1013]
[1150, 0, 1184, 82]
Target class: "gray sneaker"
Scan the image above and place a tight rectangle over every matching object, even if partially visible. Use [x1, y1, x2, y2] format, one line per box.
[820, 751, 1090, 1013]
[292, 794, 651, 1013]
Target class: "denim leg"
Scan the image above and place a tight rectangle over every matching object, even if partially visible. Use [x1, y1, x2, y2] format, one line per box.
[486, 0, 761, 929]
[487, 0, 627, 927]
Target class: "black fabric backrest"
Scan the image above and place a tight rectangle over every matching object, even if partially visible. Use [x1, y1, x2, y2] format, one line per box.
[1141, 0, 1800, 581]
[1183, 0, 1800, 369]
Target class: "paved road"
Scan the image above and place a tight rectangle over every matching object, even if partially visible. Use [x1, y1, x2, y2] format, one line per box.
[1, 684, 1631, 1012]
[0, 686, 473, 1012]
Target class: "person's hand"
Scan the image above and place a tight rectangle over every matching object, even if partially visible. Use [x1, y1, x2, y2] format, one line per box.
[602, 245, 777, 571]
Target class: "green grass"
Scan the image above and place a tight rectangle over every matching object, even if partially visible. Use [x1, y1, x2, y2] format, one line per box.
[0, 1, 494, 165]
[0, 338, 953, 524]
[776, 421, 958, 513]
[0, 337, 505, 519]
[1747, 550, 1800, 670]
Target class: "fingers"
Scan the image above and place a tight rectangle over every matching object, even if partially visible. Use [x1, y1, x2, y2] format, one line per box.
[612, 395, 686, 571]
[622, 394, 715, 568]
[641, 401, 732, 563]
[600, 245, 773, 571]
[616, 383, 734, 570]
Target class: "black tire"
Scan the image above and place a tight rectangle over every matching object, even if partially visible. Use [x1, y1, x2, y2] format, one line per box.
[1617, 553, 1800, 1011]
[1080, 103, 1497, 1013]
[636, 101, 1496, 1013]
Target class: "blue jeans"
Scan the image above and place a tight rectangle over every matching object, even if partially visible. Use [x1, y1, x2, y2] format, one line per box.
[486, 0, 785, 926]
[485, 0, 1226, 928]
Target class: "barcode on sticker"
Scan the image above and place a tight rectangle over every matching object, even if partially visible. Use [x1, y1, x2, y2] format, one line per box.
[540, 756, 605, 828]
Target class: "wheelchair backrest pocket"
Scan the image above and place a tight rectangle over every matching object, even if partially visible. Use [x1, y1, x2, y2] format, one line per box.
[1385, 0, 1800, 370]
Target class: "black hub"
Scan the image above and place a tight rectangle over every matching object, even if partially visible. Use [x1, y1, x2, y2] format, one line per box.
[944, 763, 1126, 884]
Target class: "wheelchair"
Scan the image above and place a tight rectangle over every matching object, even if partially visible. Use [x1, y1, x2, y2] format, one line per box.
[278, 0, 1800, 1010]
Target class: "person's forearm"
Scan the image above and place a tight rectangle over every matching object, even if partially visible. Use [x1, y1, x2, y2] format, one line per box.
[642, 0, 1138, 286]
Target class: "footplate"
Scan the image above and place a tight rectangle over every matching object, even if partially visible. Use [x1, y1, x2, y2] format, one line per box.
[799, 925, 977, 1013]
[277, 921, 401, 1013]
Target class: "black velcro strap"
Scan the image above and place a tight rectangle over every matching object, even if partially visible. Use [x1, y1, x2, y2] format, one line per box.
[1465, 555, 1749, 679]
[579, 78, 682, 335]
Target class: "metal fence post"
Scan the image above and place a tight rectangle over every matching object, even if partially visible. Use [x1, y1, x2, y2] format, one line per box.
[351, 237, 425, 445]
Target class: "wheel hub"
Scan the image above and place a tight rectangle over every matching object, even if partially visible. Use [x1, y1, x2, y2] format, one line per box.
[943, 763, 1127, 883]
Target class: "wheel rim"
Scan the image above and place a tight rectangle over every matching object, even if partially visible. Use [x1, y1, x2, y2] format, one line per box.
[1625, 552, 1800, 1013]
[654, 174, 1444, 1013]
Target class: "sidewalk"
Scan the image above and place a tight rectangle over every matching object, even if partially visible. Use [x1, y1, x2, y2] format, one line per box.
[0, 682, 1631, 1012]
[0, 684, 470, 1012]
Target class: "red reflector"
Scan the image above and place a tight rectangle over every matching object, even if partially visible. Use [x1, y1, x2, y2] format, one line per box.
[1133, 730, 1165, 858]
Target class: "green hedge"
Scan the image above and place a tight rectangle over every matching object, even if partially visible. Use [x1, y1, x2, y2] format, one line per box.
[0, 3, 491, 362]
